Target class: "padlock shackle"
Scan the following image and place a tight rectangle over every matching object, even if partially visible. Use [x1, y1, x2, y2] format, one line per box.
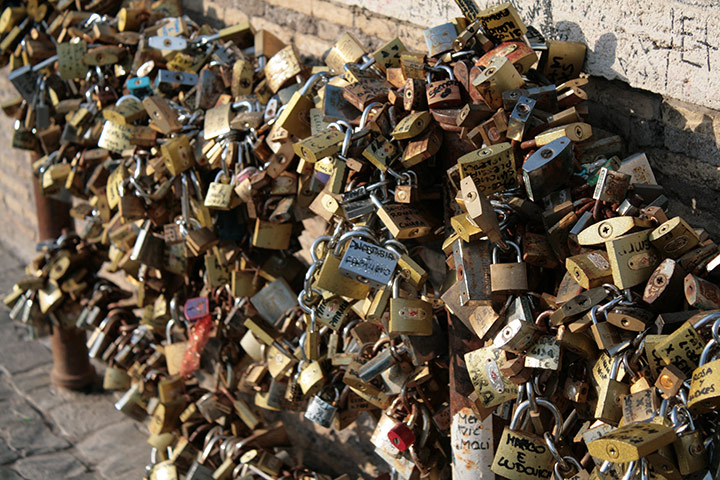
[332, 229, 377, 257]
[491, 240, 521, 264]
[425, 65, 454, 82]
[693, 312, 720, 330]
[299, 71, 328, 96]
[699, 338, 719, 366]
[359, 102, 383, 130]
[510, 399, 563, 441]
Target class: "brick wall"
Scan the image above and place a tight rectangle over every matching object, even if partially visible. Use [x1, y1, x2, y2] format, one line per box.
[0, 70, 38, 262]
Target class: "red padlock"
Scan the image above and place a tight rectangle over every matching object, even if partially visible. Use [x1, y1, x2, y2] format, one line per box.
[387, 420, 416, 451]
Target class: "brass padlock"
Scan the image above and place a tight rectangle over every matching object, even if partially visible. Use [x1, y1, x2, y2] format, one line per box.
[458, 142, 517, 197]
[587, 422, 677, 464]
[491, 399, 561, 480]
[522, 136, 574, 202]
[388, 276, 433, 336]
[687, 332, 720, 414]
[605, 229, 661, 290]
[649, 216, 700, 259]
[671, 406, 708, 475]
[464, 345, 518, 409]
[471, 56, 524, 109]
[490, 242, 528, 294]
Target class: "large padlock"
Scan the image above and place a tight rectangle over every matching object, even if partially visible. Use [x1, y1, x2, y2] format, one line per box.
[388, 276, 433, 336]
[304, 385, 340, 428]
[491, 398, 562, 480]
[425, 65, 462, 109]
[490, 241, 528, 294]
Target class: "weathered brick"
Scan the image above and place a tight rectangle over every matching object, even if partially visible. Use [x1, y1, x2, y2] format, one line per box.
[265, 0, 313, 16]
[312, 0, 354, 28]
[250, 16, 293, 44]
[224, 6, 250, 25]
[294, 33, 333, 58]
[354, 13, 397, 42]
[313, 19, 344, 43]
[397, 24, 425, 51]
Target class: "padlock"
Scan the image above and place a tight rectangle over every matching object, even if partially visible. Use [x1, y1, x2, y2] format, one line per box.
[464, 345, 518, 409]
[476, 41, 538, 75]
[605, 229, 661, 290]
[522, 136, 574, 202]
[388, 276, 433, 336]
[493, 317, 540, 353]
[687, 327, 720, 414]
[505, 95, 536, 141]
[275, 72, 327, 139]
[491, 398, 561, 480]
[643, 258, 687, 312]
[164, 317, 189, 377]
[477, 2, 527, 42]
[490, 241, 528, 294]
[457, 143, 517, 196]
[671, 405, 708, 475]
[565, 250, 613, 289]
[369, 194, 432, 240]
[649, 216, 700, 259]
[471, 56, 524, 109]
[425, 65, 462, 109]
[587, 421, 677, 464]
[304, 385, 340, 428]
[337, 235, 398, 289]
[593, 354, 629, 425]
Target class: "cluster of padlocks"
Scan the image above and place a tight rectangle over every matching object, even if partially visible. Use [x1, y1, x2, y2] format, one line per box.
[3, 0, 720, 478]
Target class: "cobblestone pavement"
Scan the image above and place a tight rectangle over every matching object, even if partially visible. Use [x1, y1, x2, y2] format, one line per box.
[0, 244, 149, 479]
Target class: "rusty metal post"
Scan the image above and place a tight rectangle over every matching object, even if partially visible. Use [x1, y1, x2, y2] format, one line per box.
[30, 154, 96, 390]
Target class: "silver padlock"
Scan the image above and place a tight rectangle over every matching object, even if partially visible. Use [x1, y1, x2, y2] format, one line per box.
[304, 385, 340, 428]
[249, 278, 298, 326]
[338, 233, 398, 289]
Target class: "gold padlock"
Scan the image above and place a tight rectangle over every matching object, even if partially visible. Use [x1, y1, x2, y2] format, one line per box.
[388, 277, 433, 336]
[489, 241, 528, 294]
[491, 399, 561, 480]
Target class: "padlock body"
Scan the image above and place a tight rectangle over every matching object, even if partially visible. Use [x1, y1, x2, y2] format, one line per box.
[426, 79, 462, 109]
[387, 421, 416, 451]
[389, 297, 433, 336]
[688, 357, 720, 414]
[491, 428, 553, 480]
[490, 262, 528, 293]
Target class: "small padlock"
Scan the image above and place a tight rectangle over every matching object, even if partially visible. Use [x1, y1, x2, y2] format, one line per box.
[490, 241, 528, 294]
[425, 65, 462, 109]
[304, 385, 340, 428]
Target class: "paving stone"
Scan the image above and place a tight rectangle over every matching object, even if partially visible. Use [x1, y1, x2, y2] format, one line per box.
[0, 436, 20, 465]
[0, 466, 23, 480]
[48, 396, 125, 441]
[75, 421, 148, 467]
[4, 417, 70, 456]
[12, 452, 88, 479]
[0, 339, 52, 375]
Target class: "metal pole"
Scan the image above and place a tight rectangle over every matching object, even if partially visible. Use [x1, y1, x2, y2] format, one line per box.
[30, 153, 96, 391]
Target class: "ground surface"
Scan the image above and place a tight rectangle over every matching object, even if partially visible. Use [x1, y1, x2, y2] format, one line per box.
[0, 243, 148, 480]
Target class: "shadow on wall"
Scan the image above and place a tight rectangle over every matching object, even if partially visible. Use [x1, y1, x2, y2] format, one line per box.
[554, 21, 625, 83]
